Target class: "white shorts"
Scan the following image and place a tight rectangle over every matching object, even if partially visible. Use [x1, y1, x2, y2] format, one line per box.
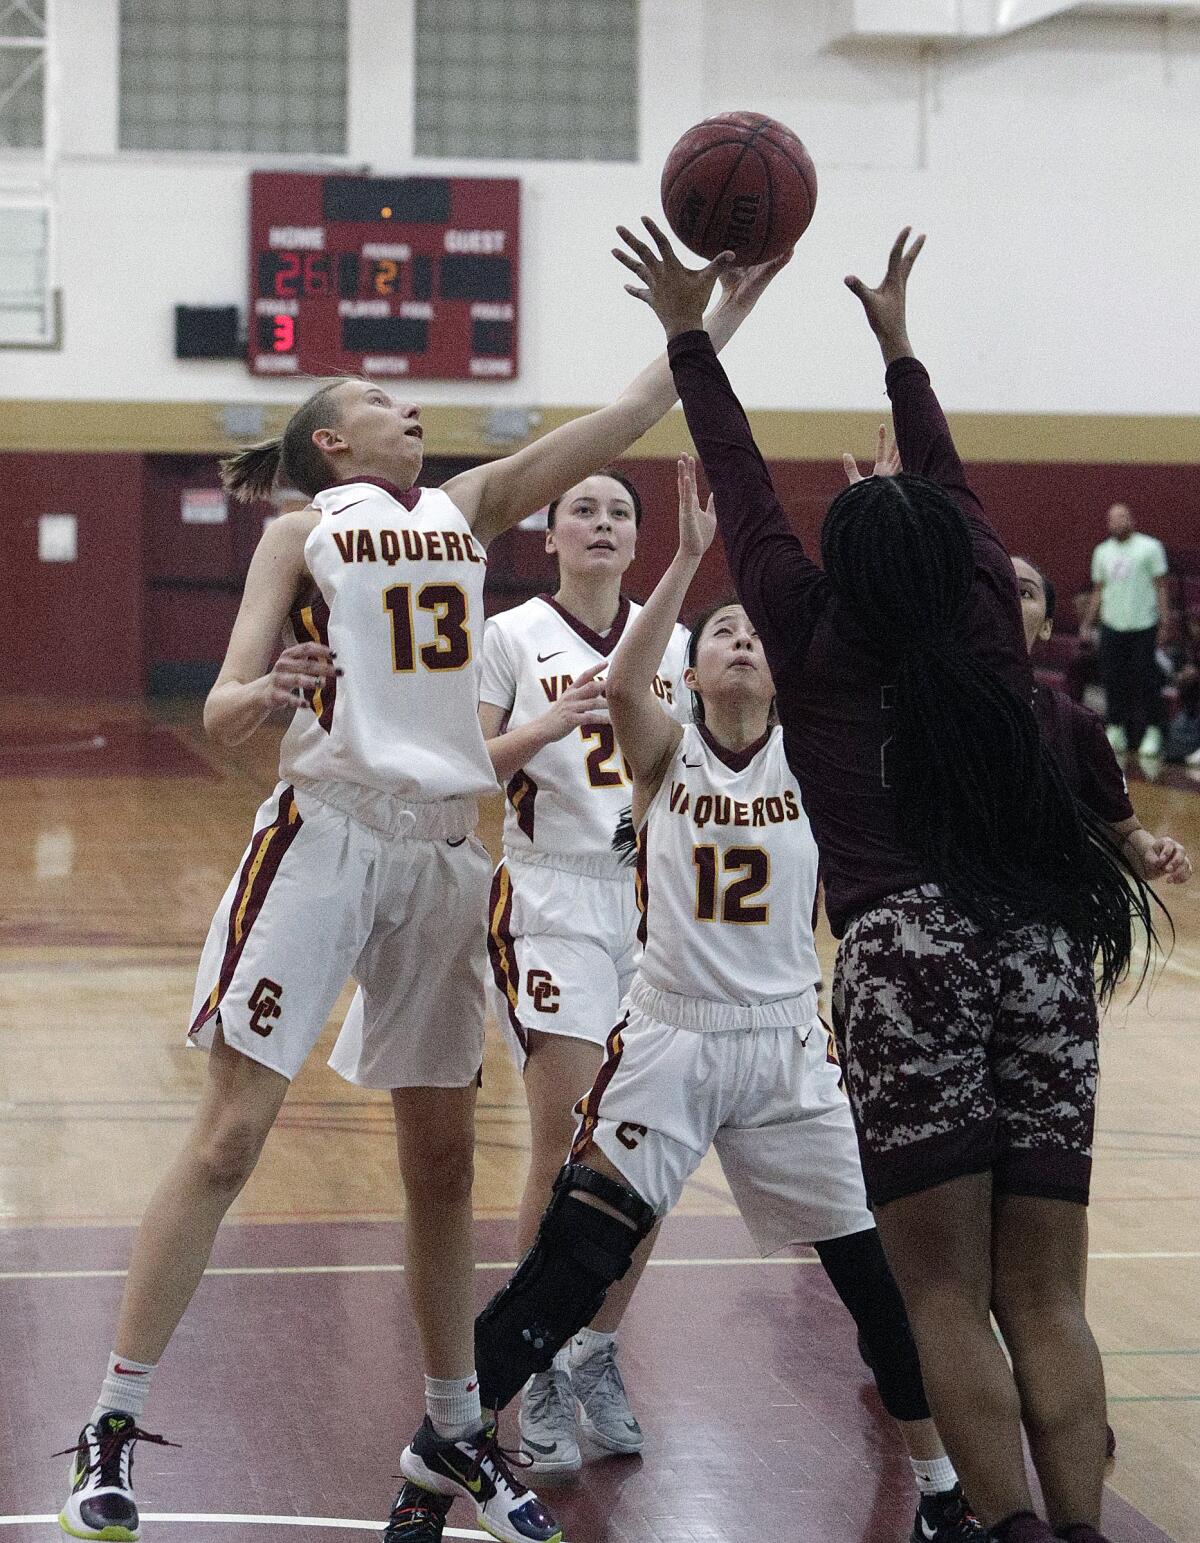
[486, 853, 640, 1069]
[570, 993, 874, 1251]
[188, 780, 490, 1088]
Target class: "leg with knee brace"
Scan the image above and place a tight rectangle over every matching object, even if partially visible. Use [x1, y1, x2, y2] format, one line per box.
[475, 1162, 656, 1412]
[814, 1227, 931, 1423]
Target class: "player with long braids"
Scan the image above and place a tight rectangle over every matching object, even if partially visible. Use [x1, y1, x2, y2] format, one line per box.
[55, 249, 784, 1543]
[471, 452, 985, 1542]
[605, 219, 1166, 1543]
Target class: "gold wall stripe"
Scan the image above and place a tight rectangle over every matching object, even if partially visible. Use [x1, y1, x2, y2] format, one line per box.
[0, 398, 1197, 465]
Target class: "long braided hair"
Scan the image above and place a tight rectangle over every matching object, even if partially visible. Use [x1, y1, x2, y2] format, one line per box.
[820, 472, 1163, 1000]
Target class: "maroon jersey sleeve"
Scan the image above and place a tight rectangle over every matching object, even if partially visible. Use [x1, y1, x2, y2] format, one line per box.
[667, 329, 828, 670]
[1076, 706, 1135, 824]
[886, 355, 1030, 696]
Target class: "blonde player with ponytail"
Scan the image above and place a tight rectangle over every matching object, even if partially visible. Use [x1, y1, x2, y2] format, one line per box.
[57, 250, 785, 1543]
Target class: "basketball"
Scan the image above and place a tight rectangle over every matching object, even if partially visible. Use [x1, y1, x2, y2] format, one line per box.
[660, 111, 817, 264]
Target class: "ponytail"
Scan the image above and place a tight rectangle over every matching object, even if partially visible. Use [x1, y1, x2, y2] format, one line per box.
[220, 436, 284, 504]
[219, 379, 348, 505]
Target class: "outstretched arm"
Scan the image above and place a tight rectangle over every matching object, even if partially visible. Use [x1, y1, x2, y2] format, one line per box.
[613, 218, 826, 672]
[606, 456, 713, 809]
[845, 229, 1000, 548]
[445, 253, 788, 546]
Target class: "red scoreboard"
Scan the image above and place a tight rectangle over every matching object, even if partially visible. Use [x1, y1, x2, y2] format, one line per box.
[249, 171, 519, 381]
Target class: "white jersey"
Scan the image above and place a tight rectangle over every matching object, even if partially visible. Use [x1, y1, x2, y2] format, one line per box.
[480, 595, 690, 873]
[636, 723, 821, 1010]
[279, 478, 497, 802]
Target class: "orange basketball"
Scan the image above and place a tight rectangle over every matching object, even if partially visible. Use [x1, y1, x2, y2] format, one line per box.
[661, 111, 817, 264]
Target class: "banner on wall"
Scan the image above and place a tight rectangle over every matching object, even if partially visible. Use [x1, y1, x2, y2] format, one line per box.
[181, 489, 228, 525]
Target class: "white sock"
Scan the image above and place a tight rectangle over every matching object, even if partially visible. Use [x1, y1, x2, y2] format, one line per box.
[911, 1453, 959, 1496]
[425, 1373, 482, 1440]
[92, 1352, 156, 1425]
[571, 1328, 616, 1363]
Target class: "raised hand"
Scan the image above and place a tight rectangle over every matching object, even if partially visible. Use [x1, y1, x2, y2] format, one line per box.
[844, 226, 925, 363]
[842, 424, 902, 485]
[677, 453, 717, 560]
[614, 217, 735, 338]
[716, 249, 794, 315]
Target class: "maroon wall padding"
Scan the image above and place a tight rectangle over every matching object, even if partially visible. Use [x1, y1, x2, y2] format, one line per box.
[5, 452, 146, 697]
[6, 448, 1197, 698]
[597, 457, 1200, 623]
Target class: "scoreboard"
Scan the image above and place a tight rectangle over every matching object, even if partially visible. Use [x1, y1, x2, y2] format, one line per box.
[249, 171, 519, 381]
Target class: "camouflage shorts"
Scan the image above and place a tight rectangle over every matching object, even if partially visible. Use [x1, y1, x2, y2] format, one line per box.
[831, 887, 1098, 1208]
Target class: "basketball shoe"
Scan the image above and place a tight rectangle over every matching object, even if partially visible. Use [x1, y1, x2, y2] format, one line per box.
[382, 1481, 454, 1543]
[57, 1411, 177, 1541]
[912, 1483, 985, 1541]
[518, 1366, 582, 1474]
[570, 1337, 643, 1455]
[399, 1416, 561, 1543]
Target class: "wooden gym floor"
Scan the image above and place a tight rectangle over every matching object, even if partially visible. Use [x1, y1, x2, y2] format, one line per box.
[0, 698, 1196, 1542]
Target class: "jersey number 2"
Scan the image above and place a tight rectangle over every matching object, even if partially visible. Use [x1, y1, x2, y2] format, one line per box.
[384, 583, 471, 672]
[693, 845, 770, 924]
[581, 724, 630, 788]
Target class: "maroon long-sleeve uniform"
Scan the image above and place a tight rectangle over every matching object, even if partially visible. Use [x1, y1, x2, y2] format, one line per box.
[1033, 685, 1133, 824]
[667, 332, 1032, 937]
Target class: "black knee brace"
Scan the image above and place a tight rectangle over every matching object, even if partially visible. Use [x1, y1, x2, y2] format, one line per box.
[814, 1228, 930, 1423]
[475, 1163, 657, 1411]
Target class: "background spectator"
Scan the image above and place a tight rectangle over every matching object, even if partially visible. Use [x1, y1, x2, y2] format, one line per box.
[1080, 503, 1169, 756]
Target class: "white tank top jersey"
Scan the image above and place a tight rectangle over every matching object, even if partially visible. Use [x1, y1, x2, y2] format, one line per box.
[479, 595, 690, 874]
[279, 478, 498, 803]
[637, 723, 822, 1008]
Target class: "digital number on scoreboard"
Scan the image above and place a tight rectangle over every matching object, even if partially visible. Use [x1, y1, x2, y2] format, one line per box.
[249, 171, 519, 381]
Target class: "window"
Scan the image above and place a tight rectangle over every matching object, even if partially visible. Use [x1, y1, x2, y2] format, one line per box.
[119, 0, 346, 154]
[0, 0, 47, 150]
[0, 204, 55, 346]
[415, 0, 637, 162]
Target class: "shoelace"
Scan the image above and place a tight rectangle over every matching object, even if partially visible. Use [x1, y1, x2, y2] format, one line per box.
[577, 1345, 628, 1406]
[386, 1485, 452, 1529]
[53, 1424, 179, 1487]
[465, 1427, 534, 1497]
[525, 1369, 576, 1429]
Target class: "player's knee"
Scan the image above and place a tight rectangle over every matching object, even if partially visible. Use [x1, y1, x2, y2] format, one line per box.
[815, 1229, 931, 1424]
[992, 1252, 1080, 1325]
[400, 1129, 475, 1206]
[474, 1162, 657, 1411]
[192, 1114, 269, 1194]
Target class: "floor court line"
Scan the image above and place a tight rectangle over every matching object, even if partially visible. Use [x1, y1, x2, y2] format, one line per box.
[0, 1516, 488, 1538]
[3, 1248, 1199, 1285]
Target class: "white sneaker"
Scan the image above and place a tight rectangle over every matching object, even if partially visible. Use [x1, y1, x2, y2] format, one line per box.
[571, 1338, 644, 1455]
[57, 1412, 174, 1541]
[1186, 745, 1200, 768]
[517, 1368, 582, 1475]
[1138, 726, 1163, 757]
[1105, 724, 1128, 753]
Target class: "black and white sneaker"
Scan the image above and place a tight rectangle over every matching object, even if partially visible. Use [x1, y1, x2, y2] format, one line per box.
[56, 1411, 177, 1541]
[382, 1480, 454, 1543]
[399, 1416, 561, 1543]
[911, 1484, 986, 1542]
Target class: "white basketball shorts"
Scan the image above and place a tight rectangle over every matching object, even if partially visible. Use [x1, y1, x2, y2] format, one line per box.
[570, 987, 874, 1250]
[486, 853, 641, 1069]
[188, 779, 490, 1087]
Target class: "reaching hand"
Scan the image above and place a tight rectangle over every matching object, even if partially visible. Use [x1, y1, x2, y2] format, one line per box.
[264, 641, 339, 710]
[842, 424, 902, 485]
[676, 453, 717, 560]
[717, 249, 793, 314]
[844, 227, 925, 363]
[538, 660, 610, 742]
[614, 217, 735, 338]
